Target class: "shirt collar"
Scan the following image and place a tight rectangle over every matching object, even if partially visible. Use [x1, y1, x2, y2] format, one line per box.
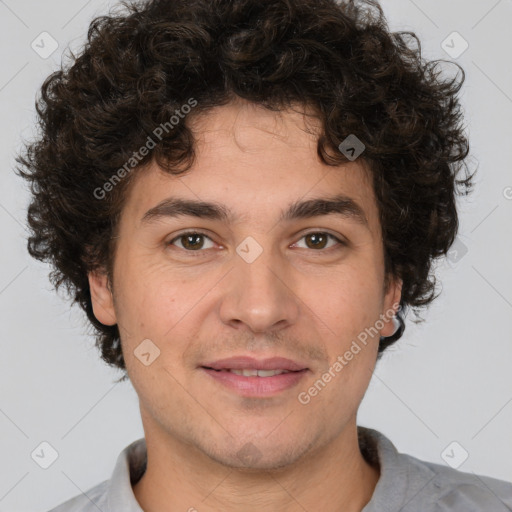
[104, 427, 436, 511]
[106, 437, 146, 512]
[359, 426, 437, 511]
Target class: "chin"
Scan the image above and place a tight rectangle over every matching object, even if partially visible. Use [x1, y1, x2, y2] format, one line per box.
[202, 437, 313, 473]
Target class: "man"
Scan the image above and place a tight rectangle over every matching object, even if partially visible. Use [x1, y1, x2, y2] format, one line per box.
[16, 0, 512, 510]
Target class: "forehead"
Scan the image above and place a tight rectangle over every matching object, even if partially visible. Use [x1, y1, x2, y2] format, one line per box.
[121, 100, 380, 233]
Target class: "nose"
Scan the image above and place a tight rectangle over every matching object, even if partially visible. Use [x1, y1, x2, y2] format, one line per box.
[218, 245, 300, 334]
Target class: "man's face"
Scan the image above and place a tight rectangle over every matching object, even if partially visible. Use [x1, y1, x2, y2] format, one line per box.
[90, 99, 401, 470]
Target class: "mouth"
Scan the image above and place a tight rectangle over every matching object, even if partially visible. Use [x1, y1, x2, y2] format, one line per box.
[200, 355, 308, 372]
[200, 366, 309, 396]
[201, 366, 307, 376]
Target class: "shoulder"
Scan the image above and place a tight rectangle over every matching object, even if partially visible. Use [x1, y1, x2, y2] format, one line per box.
[46, 437, 146, 512]
[46, 480, 109, 512]
[359, 426, 512, 512]
[402, 452, 512, 511]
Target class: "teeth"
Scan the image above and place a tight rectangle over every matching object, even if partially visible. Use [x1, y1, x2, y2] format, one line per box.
[228, 369, 292, 377]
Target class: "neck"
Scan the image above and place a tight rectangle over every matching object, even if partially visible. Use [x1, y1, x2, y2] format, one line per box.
[133, 423, 380, 512]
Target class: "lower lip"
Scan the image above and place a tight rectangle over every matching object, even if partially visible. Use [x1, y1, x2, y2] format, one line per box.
[201, 368, 309, 396]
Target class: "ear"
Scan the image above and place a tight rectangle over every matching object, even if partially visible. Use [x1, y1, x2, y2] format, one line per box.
[88, 270, 117, 326]
[379, 276, 402, 338]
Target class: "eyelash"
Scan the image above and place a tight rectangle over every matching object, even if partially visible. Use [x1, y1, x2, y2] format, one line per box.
[167, 230, 346, 254]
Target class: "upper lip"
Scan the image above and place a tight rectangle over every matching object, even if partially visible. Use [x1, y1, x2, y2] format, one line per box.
[201, 356, 308, 371]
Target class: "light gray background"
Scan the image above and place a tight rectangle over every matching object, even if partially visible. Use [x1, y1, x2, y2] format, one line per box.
[1, 0, 511, 510]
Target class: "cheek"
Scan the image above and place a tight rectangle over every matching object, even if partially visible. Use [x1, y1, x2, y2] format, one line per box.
[318, 300, 380, 413]
[309, 267, 383, 400]
[113, 253, 219, 351]
[117, 281, 181, 341]
[315, 265, 383, 337]
[111, 254, 180, 343]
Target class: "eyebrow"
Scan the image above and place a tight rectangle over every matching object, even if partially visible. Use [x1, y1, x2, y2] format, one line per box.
[141, 194, 368, 228]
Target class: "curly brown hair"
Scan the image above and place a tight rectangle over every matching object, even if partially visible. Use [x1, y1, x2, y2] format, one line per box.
[16, 0, 473, 381]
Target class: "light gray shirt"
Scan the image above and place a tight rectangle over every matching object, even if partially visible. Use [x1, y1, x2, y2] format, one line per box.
[48, 426, 512, 511]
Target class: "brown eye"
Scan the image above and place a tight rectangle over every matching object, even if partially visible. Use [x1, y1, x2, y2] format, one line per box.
[169, 232, 214, 251]
[295, 232, 344, 251]
[305, 233, 329, 249]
